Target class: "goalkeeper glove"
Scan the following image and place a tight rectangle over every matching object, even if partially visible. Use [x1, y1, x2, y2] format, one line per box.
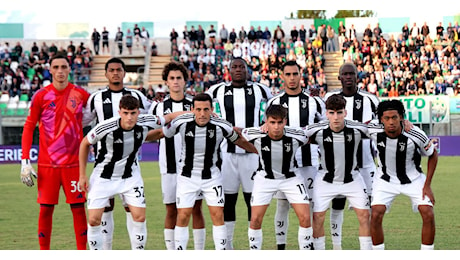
[21, 159, 37, 187]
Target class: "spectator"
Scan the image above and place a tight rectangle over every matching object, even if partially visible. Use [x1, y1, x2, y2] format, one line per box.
[91, 28, 101, 55]
[219, 24, 229, 43]
[101, 26, 109, 54]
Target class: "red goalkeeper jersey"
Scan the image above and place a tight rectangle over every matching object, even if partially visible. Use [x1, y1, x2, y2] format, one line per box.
[22, 83, 90, 167]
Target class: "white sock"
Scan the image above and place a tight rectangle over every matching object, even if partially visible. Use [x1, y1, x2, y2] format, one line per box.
[330, 208, 344, 249]
[248, 228, 263, 250]
[101, 211, 114, 250]
[314, 236, 326, 250]
[174, 226, 189, 250]
[88, 224, 103, 250]
[372, 243, 385, 250]
[193, 228, 206, 250]
[164, 228, 175, 250]
[126, 212, 134, 241]
[298, 226, 314, 250]
[421, 244, 434, 250]
[225, 221, 235, 250]
[212, 225, 227, 250]
[274, 199, 290, 245]
[359, 236, 372, 250]
[130, 220, 147, 250]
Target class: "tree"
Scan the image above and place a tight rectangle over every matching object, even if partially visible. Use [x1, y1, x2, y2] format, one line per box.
[334, 10, 375, 18]
[294, 10, 327, 19]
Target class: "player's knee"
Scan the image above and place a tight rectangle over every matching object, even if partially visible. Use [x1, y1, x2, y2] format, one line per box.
[371, 205, 385, 224]
[419, 206, 435, 223]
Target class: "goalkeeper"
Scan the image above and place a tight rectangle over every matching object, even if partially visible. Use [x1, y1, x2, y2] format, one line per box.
[20, 54, 90, 250]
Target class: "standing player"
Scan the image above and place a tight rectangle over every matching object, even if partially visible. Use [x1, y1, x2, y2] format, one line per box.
[266, 60, 325, 249]
[101, 26, 110, 54]
[149, 61, 206, 250]
[206, 57, 272, 249]
[20, 54, 90, 250]
[115, 27, 124, 55]
[161, 93, 258, 250]
[83, 57, 151, 250]
[242, 104, 314, 250]
[323, 62, 379, 250]
[370, 100, 438, 250]
[79, 95, 174, 250]
[305, 94, 372, 250]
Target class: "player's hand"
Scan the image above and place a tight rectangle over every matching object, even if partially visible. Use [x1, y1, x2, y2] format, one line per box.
[403, 119, 413, 132]
[423, 184, 435, 206]
[20, 159, 37, 187]
[79, 175, 89, 193]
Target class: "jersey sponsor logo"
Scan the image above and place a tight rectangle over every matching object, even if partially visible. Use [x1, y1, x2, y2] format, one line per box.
[377, 141, 385, 147]
[261, 146, 270, 151]
[324, 137, 332, 142]
[355, 99, 362, 110]
[114, 139, 123, 144]
[224, 90, 233, 96]
[186, 131, 194, 137]
[103, 98, 112, 104]
[208, 129, 215, 138]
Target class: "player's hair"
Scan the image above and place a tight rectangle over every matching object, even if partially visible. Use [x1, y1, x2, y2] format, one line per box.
[105, 57, 126, 71]
[377, 99, 406, 121]
[119, 94, 139, 110]
[326, 94, 346, 111]
[192, 93, 212, 107]
[282, 60, 301, 72]
[162, 61, 189, 82]
[265, 104, 287, 120]
[230, 57, 248, 69]
[49, 54, 70, 66]
[339, 62, 358, 76]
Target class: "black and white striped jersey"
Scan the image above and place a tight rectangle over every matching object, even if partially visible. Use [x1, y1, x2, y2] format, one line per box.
[267, 91, 325, 167]
[242, 126, 307, 180]
[83, 86, 152, 126]
[206, 81, 272, 154]
[163, 113, 239, 179]
[305, 120, 369, 184]
[369, 125, 435, 184]
[324, 89, 379, 168]
[149, 95, 193, 174]
[86, 114, 164, 179]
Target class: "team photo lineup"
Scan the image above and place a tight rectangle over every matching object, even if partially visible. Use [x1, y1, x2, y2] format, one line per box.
[17, 53, 438, 250]
[11, 7, 460, 250]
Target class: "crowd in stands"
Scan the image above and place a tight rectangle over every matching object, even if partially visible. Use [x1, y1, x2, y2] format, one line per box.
[0, 40, 94, 101]
[164, 21, 460, 100]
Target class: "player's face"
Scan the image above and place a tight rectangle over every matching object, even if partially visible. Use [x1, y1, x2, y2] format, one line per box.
[119, 107, 140, 130]
[381, 110, 403, 134]
[282, 65, 301, 93]
[50, 58, 70, 84]
[338, 64, 357, 90]
[230, 59, 247, 83]
[193, 100, 213, 126]
[266, 116, 286, 140]
[105, 62, 125, 87]
[166, 70, 185, 94]
[327, 109, 347, 132]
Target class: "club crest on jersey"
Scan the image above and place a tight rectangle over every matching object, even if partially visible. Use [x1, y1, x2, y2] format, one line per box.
[301, 99, 307, 109]
[355, 99, 362, 110]
[346, 134, 353, 142]
[136, 132, 142, 139]
[399, 142, 406, 152]
[208, 129, 215, 138]
[70, 98, 77, 108]
[284, 143, 291, 152]
[246, 88, 253, 96]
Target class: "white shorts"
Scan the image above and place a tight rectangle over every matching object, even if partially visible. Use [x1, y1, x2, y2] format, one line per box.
[251, 173, 310, 206]
[161, 173, 203, 204]
[371, 174, 433, 213]
[359, 165, 376, 196]
[312, 174, 369, 212]
[221, 152, 258, 194]
[87, 173, 146, 210]
[176, 174, 225, 209]
[274, 166, 317, 200]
